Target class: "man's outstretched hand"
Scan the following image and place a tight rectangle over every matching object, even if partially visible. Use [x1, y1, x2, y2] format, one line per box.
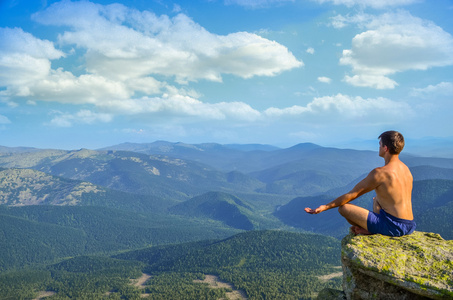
[304, 205, 327, 214]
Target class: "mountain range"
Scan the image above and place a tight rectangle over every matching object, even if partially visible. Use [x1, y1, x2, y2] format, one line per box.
[1, 142, 452, 234]
[0, 141, 452, 298]
[2, 141, 452, 199]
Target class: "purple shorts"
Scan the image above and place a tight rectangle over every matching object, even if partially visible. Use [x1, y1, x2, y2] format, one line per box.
[367, 209, 416, 237]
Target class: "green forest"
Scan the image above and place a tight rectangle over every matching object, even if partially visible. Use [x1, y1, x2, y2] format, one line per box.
[1, 177, 452, 298]
[0, 205, 240, 270]
[1, 144, 452, 299]
[0, 231, 342, 299]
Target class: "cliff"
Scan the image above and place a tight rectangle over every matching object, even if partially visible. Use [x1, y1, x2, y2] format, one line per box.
[318, 231, 453, 300]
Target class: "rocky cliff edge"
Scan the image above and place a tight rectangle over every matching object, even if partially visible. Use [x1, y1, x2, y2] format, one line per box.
[318, 231, 453, 300]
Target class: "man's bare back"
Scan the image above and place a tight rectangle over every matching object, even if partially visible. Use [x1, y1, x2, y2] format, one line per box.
[304, 131, 416, 236]
[373, 158, 413, 220]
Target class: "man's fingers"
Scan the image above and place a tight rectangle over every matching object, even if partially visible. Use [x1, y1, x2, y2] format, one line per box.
[305, 207, 317, 214]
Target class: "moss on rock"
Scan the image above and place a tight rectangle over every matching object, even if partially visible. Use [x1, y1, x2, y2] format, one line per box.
[341, 231, 453, 299]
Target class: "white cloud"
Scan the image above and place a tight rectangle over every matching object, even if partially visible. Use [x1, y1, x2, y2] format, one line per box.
[31, 0, 302, 83]
[330, 14, 349, 29]
[265, 105, 308, 116]
[225, 0, 295, 9]
[410, 82, 453, 98]
[172, 4, 182, 13]
[49, 109, 113, 127]
[318, 76, 332, 83]
[0, 0, 303, 124]
[343, 74, 397, 89]
[96, 95, 262, 122]
[264, 93, 412, 123]
[315, 0, 420, 9]
[0, 0, 306, 129]
[225, 0, 418, 9]
[0, 27, 64, 87]
[339, 11, 453, 89]
[306, 47, 315, 54]
[0, 27, 63, 59]
[125, 77, 165, 95]
[1, 68, 132, 103]
[329, 13, 372, 29]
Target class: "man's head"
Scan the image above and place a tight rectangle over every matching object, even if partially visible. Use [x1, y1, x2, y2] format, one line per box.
[379, 131, 405, 155]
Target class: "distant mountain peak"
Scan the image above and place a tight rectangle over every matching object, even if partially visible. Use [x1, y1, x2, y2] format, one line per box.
[287, 142, 321, 150]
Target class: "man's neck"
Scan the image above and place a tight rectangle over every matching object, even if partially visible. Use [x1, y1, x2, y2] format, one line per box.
[384, 154, 400, 165]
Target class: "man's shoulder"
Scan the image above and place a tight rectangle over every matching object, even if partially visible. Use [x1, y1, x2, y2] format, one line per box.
[371, 166, 386, 174]
[373, 162, 411, 180]
[369, 166, 390, 181]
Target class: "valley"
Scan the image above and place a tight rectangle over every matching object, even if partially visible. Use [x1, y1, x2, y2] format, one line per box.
[0, 141, 452, 298]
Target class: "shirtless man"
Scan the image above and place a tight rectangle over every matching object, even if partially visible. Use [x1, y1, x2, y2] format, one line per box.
[304, 131, 416, 236]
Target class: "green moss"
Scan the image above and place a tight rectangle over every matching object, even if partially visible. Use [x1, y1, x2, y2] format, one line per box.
[342, 231, 453, 297]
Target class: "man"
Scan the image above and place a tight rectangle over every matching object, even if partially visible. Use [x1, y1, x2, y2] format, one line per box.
[304, 131, 416, 236]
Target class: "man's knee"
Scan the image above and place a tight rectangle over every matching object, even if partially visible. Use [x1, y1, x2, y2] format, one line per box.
[338, 203, 357, 217]
[338, 204, 347, 216]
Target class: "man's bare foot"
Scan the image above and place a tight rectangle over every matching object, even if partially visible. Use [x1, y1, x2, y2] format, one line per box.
[350, 225, 373, 235]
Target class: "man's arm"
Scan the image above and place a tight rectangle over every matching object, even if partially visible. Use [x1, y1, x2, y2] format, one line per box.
[305, 169, 382, 214]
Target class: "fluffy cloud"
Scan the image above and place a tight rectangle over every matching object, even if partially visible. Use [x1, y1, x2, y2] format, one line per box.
[0, 0, 302, 125]
[31, 0, 302, 83]
[50, 109, 113, 127]
[0, 27, 64, 87]
[264, 93, 412, 123]
[0, 27, 63, 60]
[318, 76, 332, 83]
[2, 68, 133, 103]
[339, 11, 453, 89]
[225, 0, 295, 9]
[315, 0, 420, 9]
[343, 74, 397, 89]
[410, 82, 453, 98]
[329, 13, 372, 29]
[0, 26, 135, 103]
[227, 0, 418, 9]
[95, 95, 262, 122]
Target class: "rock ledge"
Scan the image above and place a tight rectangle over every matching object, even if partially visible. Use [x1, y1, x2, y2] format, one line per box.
[319, 231, 453, 299]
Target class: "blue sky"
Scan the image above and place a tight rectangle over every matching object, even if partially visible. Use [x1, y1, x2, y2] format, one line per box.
[1, 0, 452, 150]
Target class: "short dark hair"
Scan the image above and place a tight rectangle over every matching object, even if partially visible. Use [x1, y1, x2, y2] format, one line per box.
[379, 131, 405, 155]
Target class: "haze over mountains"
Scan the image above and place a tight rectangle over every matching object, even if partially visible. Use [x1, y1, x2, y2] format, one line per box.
[1, 140, 452, 235]
[0, 140, 452, 298]
[325, 136, 453, 159]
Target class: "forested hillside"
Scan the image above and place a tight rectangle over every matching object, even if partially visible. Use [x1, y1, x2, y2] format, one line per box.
[1, 143, 452, 252]
[274, 178, 453, 239]
[0, 149, 264, 200]
[1, 143, 453, 202]
[0, 256, 145, 299]
[116, 230, 342, 299]
[169, 191, 255, 230]
[0, 142, 452, 299]
[273, 193, 374, 238]
[0, 230, 343, 299]
[411, 179, 453, 239]
[0, 205, 239, 271]
[0, 168, 177, 212]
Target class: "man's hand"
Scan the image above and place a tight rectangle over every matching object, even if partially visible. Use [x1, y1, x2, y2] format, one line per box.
[304, 205, 327, 214]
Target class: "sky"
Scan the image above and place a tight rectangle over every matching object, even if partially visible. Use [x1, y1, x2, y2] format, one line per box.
[0, 0, 452, 150]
